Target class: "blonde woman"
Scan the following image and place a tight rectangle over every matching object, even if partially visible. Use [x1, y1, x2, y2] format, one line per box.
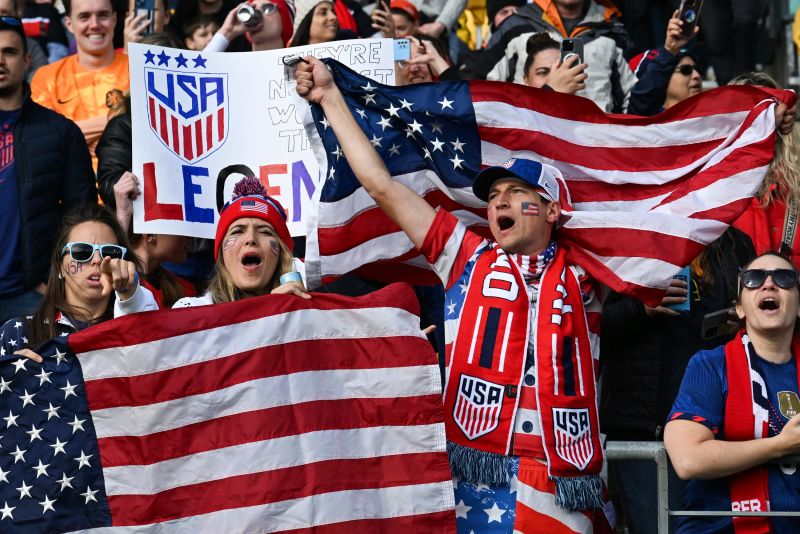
[119, 176, 307, 311]
[732, 72, 800, 267]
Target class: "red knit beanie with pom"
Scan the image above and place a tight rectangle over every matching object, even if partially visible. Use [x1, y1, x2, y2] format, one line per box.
[214, 177, 293, 260]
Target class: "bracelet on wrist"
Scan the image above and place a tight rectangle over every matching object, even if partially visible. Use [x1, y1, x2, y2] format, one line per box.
[279, 271, 303, 285]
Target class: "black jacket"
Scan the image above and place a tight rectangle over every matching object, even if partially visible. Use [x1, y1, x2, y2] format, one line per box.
[599, 228, 755, 440]
[96, 112, 131, 209]
[15, 90, 96, 291]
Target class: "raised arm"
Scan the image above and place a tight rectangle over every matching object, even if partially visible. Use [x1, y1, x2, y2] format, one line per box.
[295, 57, 435, 250]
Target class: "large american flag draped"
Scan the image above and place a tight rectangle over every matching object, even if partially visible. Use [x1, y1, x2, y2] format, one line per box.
[302, 60, 796, 304]
[0, 284, 455, 532]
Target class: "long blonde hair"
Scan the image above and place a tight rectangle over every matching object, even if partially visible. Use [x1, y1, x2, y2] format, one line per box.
[207, 237, 295, 304]
[729, 72, 800, 207]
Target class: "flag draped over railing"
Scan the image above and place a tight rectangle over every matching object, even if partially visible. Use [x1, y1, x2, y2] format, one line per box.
[302, 60, 795, 305]
[0, 284, 455, 532]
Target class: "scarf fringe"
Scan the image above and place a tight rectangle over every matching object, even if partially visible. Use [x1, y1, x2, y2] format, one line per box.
[553, 474, 604, 512]
[447, 441, 512, 485]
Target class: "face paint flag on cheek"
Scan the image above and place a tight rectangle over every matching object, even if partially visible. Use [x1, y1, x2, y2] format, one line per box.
[223, 237, 237, 250]
[270, 240, 280, 256]
[521, 202, 539, 216]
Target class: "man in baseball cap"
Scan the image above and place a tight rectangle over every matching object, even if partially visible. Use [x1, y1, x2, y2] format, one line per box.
[296, 58, 610, 532]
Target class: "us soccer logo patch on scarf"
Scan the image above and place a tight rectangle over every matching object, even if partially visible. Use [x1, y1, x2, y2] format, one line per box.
[552, 407, 593, 471]
[454, 374, 504, 440]
[144, 50, 228, 164]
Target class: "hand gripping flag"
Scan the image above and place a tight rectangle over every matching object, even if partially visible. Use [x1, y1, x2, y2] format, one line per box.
[302, 60, 796, 305]
[0, 284, 455, 533]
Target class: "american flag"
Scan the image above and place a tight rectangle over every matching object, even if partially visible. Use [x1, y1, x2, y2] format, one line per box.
[0, 284, 455, 532]
[302, 60, 795, 305]
[240, 199, 270, 214]
[520, 202, 539, 216]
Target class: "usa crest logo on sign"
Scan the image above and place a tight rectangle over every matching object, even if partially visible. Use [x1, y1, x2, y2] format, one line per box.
[552, 407, 593, 471]
[453, 374, 504, 440]
[144, 51, 228, 163]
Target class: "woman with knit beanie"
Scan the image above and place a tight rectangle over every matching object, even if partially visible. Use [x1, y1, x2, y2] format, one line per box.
[118, 176, 308, 311]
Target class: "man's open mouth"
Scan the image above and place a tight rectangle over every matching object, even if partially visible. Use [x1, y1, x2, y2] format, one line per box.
[497, 216, 515, 231]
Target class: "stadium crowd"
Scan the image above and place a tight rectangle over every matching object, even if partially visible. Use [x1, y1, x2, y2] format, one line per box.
[0, 0, 799, 532]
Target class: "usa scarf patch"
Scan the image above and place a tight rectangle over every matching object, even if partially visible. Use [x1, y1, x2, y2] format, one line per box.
[534, 247, 604, 510]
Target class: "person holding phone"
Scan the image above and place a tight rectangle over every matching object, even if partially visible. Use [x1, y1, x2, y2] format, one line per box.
[123, 0, 170, 48]
[395, 35, 456, 83]
[521, 32, 587, 94]
[665, 252, 800, 532]
[370, 0, 395, 38]
[479, 0, 636, 113]
[627, 10, 702, 116]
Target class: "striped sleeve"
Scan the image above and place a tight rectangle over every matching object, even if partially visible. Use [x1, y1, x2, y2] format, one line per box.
[418, 208, 486, 289]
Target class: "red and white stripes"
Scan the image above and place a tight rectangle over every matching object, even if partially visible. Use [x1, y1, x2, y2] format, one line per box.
[147, 96, 226, 162]
[68, 285, 456, 532]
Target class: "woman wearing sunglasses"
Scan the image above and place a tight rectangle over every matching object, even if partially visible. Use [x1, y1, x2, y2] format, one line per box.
[664, 252, 800, 532]
[627, 10, 702, 116]
[0, 205, 156, 361]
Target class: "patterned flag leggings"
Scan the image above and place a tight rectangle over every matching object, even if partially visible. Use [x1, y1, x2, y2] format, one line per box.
[453, 457, 615, 533]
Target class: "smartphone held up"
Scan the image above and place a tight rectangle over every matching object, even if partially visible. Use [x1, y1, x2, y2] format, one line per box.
[678, 0, 703, 38]
[559, 38, 584, 66]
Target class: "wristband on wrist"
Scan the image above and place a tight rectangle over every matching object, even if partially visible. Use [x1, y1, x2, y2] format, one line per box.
[279, 271, 303, 285]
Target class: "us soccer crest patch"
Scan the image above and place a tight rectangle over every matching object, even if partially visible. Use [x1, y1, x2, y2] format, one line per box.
[144, 51, 228, 164]
[453, 374, 504, 440]
[552, 407, 593, 471]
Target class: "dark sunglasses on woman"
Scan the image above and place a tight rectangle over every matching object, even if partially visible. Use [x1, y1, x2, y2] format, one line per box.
[61, 242, 127, 262]
[739, 268, 799, 290]
[675, 64, 702, 76]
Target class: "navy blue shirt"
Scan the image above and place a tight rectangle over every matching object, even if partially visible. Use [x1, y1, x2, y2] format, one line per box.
[668, 345, 800, 533]
[0, 109, 23, 296]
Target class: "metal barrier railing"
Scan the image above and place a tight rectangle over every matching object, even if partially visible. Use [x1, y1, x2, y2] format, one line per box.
[605, 441, 800, 534]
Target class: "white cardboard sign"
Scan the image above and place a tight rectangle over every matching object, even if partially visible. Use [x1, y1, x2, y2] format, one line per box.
[129, 40, 396, 238]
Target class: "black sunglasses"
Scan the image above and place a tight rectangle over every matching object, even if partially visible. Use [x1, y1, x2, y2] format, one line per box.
[676, 64, 702, 76]
[739, 268, 799, 290]
[61, 242, 127, 263]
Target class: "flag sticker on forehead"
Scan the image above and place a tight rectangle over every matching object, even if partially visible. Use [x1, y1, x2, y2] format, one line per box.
[302, 59, 795, 305]
[143, 49, 228, 164]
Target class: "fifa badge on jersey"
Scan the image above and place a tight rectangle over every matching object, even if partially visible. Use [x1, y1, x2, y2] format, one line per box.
[552, 407, 593, 471]
[144, 50, 228, 164]
[453, 374, 503, 440]
[778, 391, 800, 418]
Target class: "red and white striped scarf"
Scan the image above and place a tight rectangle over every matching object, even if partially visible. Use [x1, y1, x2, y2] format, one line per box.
[724, 332, 800, 533]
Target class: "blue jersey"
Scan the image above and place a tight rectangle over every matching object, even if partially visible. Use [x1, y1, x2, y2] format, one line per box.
[668, 345, 800, 533]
